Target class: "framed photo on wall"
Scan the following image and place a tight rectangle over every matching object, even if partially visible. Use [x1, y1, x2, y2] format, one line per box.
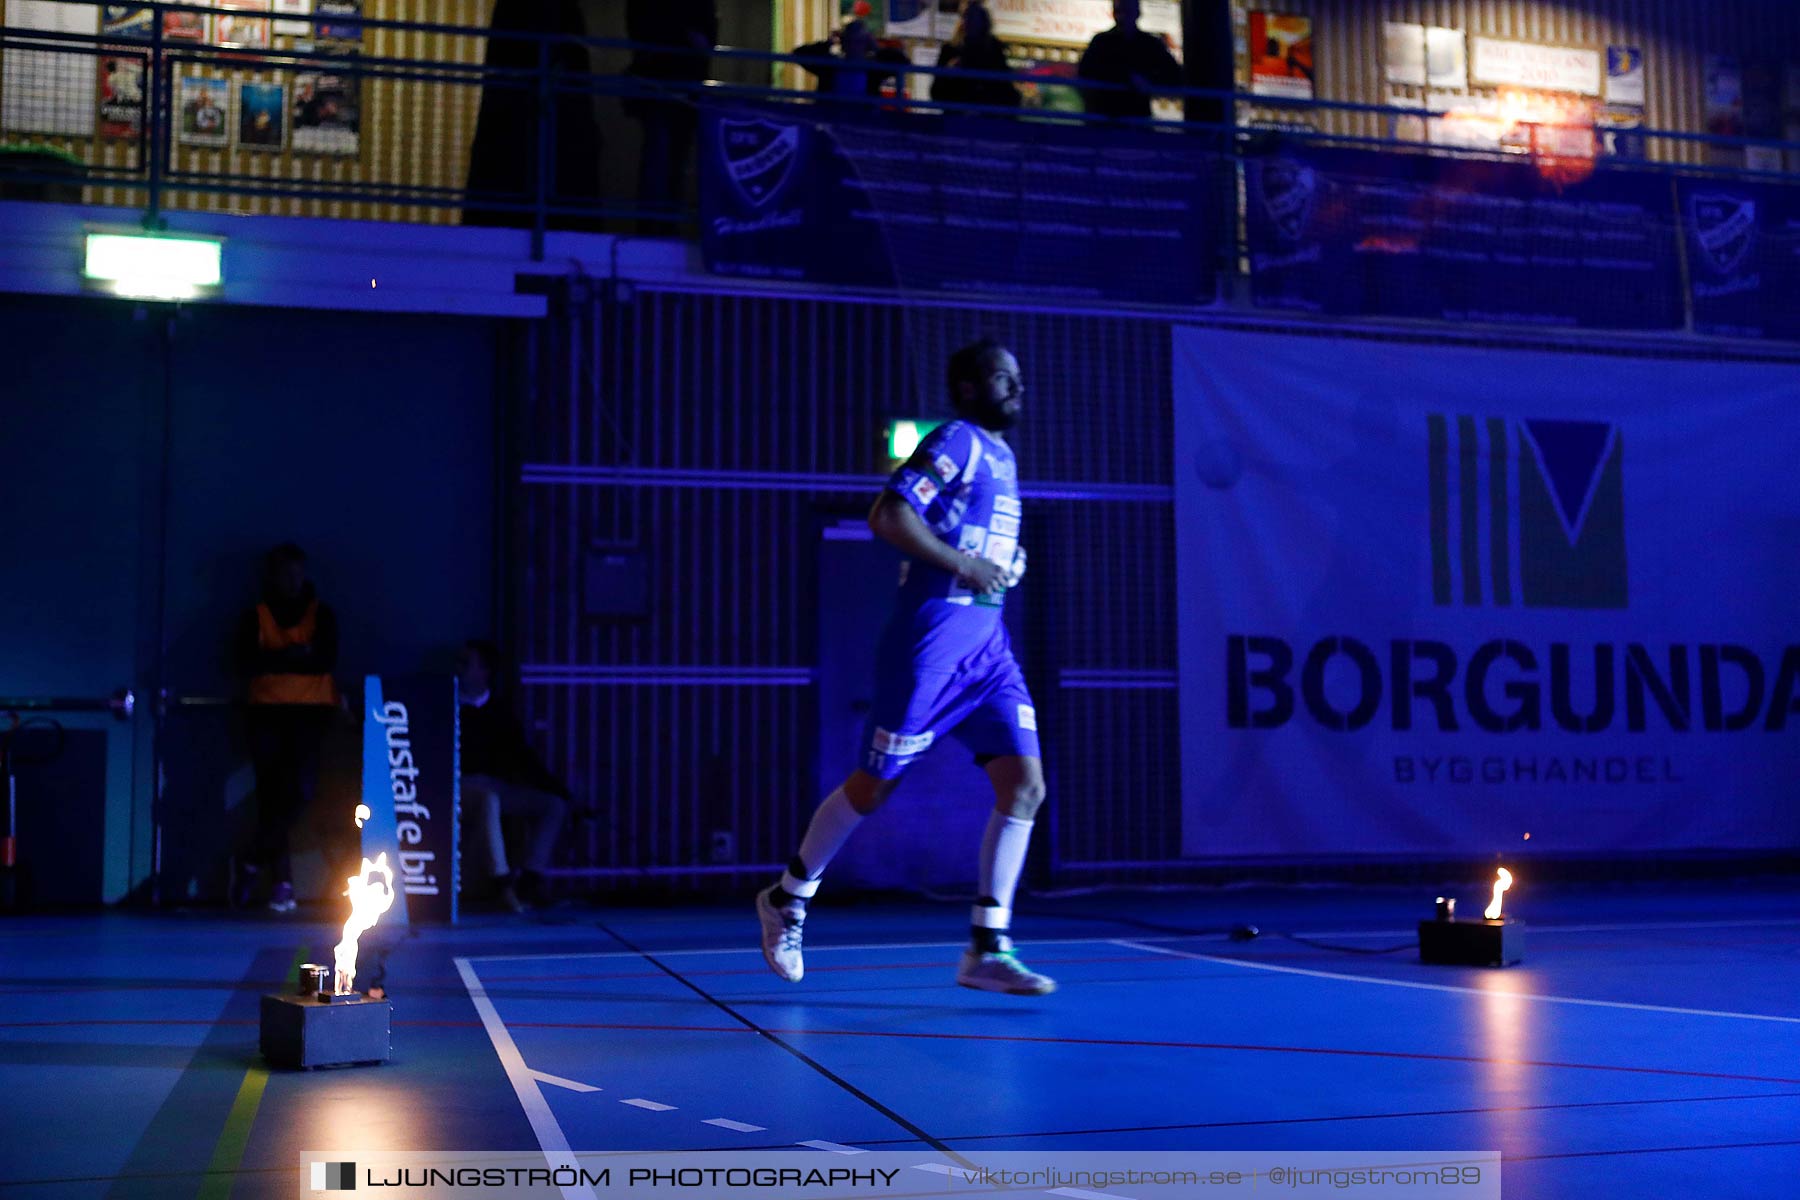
[163, 1, 211, 44]
[313, 0, 362, 42]
[272, 0, 314, 37]
[177, 75, 229, 146]
[98, 52, 147, 138]
[101, 5, 154, 39]
[292, 66, 360, 155]
[236, 79, 286, 149]
[215, 0, 273, 51]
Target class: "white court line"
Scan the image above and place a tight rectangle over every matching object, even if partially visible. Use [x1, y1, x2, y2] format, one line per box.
[1052, 1189, 1136, 1200]
[529, 1069, 602, 1094]
[462, 918, 1800, 964]
[461, 935, 1116, 964]
[704, 1118, 767, 1132]
[797, 1140, 866, 1154]
[621, 1099, 678, 1112]
[1113, 939, 1800, 1025]
[453, 958, 595, 1200]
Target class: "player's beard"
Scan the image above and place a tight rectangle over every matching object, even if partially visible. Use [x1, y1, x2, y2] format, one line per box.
[966, 393, 1019, 431]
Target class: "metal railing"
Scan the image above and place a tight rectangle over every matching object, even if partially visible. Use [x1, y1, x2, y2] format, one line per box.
[2, 2, 1795, 229]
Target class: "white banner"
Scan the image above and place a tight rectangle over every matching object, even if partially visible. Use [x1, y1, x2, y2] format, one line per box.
[1472, 36, 1601, 96]
[1174, 328, 1800, 858]
[986, 0, 1181, 53]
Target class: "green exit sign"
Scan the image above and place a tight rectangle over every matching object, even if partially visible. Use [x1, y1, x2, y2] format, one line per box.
[886, 418, 942, 461]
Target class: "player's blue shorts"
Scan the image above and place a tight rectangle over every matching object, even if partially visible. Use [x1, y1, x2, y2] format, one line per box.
[861, 647, 1041, 780]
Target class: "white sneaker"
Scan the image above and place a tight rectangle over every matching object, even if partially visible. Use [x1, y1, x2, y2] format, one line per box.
[757, 887, 806, 982]
[957, 941, 1056, 996]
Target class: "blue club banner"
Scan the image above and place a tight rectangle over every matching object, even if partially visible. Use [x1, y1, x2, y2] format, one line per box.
[700, 104, 1220, 305]
[1678, 176, 1800, 342]
[1246, 144, 1683, 332]
[1174, 328, 1800, 859]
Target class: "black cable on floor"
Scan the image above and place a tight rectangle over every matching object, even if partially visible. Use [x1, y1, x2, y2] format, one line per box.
[591, 919, 969, 1166]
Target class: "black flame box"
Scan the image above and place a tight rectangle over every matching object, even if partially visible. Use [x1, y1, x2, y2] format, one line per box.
[1417, 918, 1525, 967]
[260, 993, 392, 1069]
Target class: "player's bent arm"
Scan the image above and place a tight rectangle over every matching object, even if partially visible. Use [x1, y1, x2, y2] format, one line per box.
[868, 493, 1007, 592]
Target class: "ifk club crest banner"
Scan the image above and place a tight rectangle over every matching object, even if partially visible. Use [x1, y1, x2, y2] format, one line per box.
[1173, 328, 1800, 858]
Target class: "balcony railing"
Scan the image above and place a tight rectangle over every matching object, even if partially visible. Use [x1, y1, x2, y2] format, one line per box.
[3, 1, 1799, 342]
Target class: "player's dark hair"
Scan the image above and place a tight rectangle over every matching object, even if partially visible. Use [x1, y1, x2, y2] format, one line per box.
[947, 337, 1005, 406]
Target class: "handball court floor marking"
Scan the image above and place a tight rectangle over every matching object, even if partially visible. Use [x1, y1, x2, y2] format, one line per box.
[453, 913, 1800, 1200]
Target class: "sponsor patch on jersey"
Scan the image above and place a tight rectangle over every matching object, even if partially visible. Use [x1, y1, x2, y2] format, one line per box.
[1017, 704, 1037, 732]
[909, 476, 940, 506]
[872, 727, 936, 756]
[933, 453, 959, 481]
[989, 457, 1017, 483]
[989, 513, 1020, 537]
[957, 525, 988, 554]
[993, 495, 1022, 517]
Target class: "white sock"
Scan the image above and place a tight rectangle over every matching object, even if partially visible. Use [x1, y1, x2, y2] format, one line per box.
[778, 787, 862, 902]
[973, 810, 1034, 929]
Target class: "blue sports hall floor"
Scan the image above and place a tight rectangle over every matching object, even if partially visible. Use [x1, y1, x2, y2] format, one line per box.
[1, 878, 1796, 1199]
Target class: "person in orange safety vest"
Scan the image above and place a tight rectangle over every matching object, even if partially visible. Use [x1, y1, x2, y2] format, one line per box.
[235, 542, 340, 913]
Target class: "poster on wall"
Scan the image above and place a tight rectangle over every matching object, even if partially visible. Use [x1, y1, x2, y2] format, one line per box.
[101, 4, 153, 39]
[1704, 54, 1744, 137]
[164, 1, 211, 43]
[1173, 328, 1800, 859]
[313, 0, 363, 42]
[292, 67, 361, 154]
[272, 0, 314, 37]
[1425, 27, 1466, 91]
[1384, 23, 1425, 86]
[215, 0, 273, 50]
[177, 75, 229, 146]
[236, 79, 286, 149]
[1248, 12, 1313, 100]
[97, 53, 146, 138]
[1606, 45, 1645, 106]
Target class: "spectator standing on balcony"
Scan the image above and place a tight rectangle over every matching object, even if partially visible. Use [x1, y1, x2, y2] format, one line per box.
[624, 0, 717, 233]
[464, 0, 604, 231]
[931, 3, 1020, 110]
[1077, 0, 1182, 120]
[794, 18, 908, 101]
[236, 543, 340, 913]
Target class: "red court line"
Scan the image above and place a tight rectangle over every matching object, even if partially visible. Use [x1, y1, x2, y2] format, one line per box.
[1505, 1137, 1800, 1164]
[835, 1091, 1800, 1146]
[9, 1017, 1794, 1087]
[480, 1020, 1800, 1087]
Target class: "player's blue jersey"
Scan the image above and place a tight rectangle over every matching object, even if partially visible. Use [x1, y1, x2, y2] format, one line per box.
[882, 419, 1023, 669]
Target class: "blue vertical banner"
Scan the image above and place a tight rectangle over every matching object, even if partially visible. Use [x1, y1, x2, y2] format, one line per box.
[1173, 328, 1800, 859]
[361, 674, 459, 923]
